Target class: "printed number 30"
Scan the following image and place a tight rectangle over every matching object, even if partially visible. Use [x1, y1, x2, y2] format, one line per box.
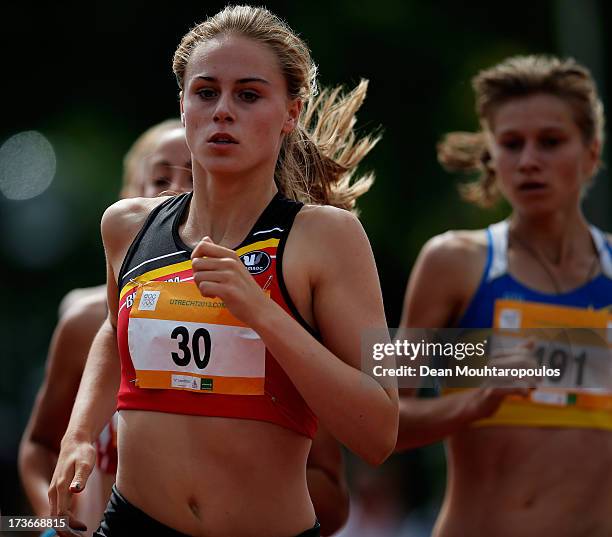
[170, 326, 211, 369]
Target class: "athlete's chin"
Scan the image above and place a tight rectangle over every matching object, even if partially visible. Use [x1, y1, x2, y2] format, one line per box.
[199, 156, 247, 174]
[199, 152, 273, 178]
[513, 201, 564, 218]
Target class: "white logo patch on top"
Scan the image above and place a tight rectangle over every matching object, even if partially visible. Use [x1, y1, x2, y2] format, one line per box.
[139, 290, 161, 311]
[499, 308, 521, 330]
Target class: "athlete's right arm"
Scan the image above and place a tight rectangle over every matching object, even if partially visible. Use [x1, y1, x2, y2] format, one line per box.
[395, 232, 518, 451]
[48, 198, 154, 534]
[18, 297, 105, 517]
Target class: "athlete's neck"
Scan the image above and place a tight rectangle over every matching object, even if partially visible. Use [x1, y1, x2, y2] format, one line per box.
[509, 208, 592, 266]
[181, 161, 278, 249]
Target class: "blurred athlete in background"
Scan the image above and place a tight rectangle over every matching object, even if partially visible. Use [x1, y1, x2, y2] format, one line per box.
[396, 56, 612, 537]
[19, 119, 192, 536]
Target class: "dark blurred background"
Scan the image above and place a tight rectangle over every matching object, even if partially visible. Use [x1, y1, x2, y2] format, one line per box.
[0, 1, 609, 534]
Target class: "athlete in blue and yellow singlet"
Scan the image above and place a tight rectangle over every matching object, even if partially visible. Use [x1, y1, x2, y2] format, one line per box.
[458, 219, 612, 430]
[396, 56, 612, 537]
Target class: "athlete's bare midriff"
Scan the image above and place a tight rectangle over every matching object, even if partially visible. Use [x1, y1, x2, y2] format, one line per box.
[434, 426, 612, 537]
[116, 410, 315, 537]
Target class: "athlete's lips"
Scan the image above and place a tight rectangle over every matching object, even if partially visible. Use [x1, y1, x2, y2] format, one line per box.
[518, 181, 548, 191]
[208, 132, 238, 144]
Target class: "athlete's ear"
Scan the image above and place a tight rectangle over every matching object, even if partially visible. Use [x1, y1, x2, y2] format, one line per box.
[282, 98, 302, 134]
[585, 136, 601, 178]
[179, 92, 185, 126]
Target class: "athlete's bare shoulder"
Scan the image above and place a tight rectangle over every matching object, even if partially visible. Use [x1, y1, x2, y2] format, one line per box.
[422, 228, 488, 272]
[416, 228, 489, 300]
[101, 196, 175, 282]
[402, 228, 489, 327]
[295, 202, 353, 219]
[102, 196, 168, 238]
[59, 290, 108, 344]
[101, 195, 171, 252]
[63, 288, 107, 321]
[58, 284, 106, 318]
[291, 205, 370, 275]
[293, 204, 365, 243]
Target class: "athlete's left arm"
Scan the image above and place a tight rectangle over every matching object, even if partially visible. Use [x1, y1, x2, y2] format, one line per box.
[192, 207, 398, 465]
[307, 425, 349, 535]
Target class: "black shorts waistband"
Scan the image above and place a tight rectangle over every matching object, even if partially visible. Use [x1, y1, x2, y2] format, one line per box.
[95, 485, 320, 537]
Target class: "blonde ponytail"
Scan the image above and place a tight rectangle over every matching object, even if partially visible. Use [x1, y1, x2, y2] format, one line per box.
[437, 131, 498, 208]
[277, 79, 380, 212]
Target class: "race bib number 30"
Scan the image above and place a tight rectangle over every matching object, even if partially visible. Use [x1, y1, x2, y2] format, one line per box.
[128, 281, 265, 395]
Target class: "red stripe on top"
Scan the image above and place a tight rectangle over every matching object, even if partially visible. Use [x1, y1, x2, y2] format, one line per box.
[116, 244, 318, 438]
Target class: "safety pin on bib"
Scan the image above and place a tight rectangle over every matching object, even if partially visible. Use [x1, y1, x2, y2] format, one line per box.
[262, 275, 273, 292]
[129, 277, 146, 288]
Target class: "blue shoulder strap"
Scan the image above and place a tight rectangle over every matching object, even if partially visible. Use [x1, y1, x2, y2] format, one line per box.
[486, 220, 509, 282]
[590, 225, 612, 278]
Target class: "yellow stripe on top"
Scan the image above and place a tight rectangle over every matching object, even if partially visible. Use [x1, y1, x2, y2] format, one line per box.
[443, 387, 612, 430]
[474, 401, 612, 430]
[120, 260, 192, 300]
[119, 239, 278, 301]
[235, 238, 279, 256]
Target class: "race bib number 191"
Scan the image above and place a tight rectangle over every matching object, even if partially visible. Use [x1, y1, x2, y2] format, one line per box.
[128, 281, 265, 395]
[493, 299, 612, 410]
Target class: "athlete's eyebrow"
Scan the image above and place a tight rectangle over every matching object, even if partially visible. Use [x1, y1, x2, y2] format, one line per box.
[237, 77, 270, 85]
[151, 160, 191, 171]
[195, 75, 270, 85]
